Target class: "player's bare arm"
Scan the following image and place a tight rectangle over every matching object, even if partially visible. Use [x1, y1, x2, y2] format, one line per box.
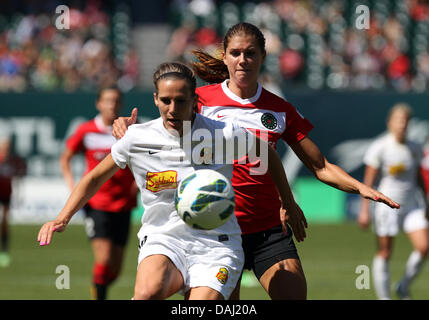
[38, 154, 120, 246]
[112, 107, 138, 139]
[291, 136, 400, 209]
[357, 165, 379, 229]
[251, 136, 307, 242]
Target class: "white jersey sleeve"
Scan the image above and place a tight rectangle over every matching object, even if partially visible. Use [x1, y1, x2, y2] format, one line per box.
[111, 127, 132, 169]
[413, 141, 424, 165]
[363, 136, 385, 169]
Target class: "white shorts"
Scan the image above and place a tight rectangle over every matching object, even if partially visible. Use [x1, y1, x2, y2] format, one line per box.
[373, 202, 429, 237]
[137, 232, 244, 299]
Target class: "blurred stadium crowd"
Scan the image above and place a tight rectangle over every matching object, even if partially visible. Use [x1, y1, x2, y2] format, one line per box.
[170, 0, 429, 91]
[0, 0, 138, 92]
[1, 0, 429, 92]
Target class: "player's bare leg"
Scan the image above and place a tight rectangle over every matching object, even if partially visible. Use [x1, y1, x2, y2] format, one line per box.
[133, 254, 184, 300]
[396, 228, 429, 299]
[110, 244, 126, 275]
[90, 238, 121, 300]
[258, 258, 306, 300]
[407, 228, 429, 257]
[373, 236, 394, 299]
[185, 287, 224, 300]
[229, 279, 241, 300]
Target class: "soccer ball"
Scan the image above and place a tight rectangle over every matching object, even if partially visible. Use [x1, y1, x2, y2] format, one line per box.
[175, 169, 235, 230]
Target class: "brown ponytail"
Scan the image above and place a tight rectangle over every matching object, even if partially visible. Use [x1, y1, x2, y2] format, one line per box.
[190, 48, 229, 84]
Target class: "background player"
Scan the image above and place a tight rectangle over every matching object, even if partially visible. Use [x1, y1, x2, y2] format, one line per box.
[59, 86, 137, 299]
[113, 22, 400, 300]
[358, 103, 429, 300]
[0, 137, 26, 267]
[38, 62, 304, 300]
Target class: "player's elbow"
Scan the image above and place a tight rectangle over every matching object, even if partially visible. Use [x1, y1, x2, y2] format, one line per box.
[310, 156, 328, 179]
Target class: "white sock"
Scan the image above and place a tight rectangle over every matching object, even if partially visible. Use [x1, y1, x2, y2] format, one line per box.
[400, 250, 425, 289]
[372, 255, 391, 300]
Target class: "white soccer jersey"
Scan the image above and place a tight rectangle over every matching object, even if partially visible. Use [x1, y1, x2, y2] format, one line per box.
[111, 114, 249, 241]
[364, 133, 424, 206]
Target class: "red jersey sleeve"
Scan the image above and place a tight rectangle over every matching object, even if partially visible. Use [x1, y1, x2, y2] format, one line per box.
[281, 103, 314, 145]
[195, 87, 206, 114]
[66, 123, 86, 153]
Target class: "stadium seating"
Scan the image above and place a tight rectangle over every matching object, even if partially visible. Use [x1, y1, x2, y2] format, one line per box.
[169, 0, 429, 92]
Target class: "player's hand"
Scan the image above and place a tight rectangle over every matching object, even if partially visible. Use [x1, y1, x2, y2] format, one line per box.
[357, 209, 371, 229]
[112, 107, 138, 139]
[280, 201, 308, 242]
[359, 185, 400, 209]
[37, 220, 67, 246]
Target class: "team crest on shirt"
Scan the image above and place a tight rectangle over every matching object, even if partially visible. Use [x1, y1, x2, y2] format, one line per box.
[261, 112, 277, 130]
[146, 170, 178, 192]
[216, 267, 229, 285]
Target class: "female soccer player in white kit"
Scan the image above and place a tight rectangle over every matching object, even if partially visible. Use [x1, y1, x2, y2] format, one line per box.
[37, 62, 304, 300]
[358, 103, 429, 300]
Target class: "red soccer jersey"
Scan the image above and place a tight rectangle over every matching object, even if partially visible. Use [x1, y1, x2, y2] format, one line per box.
[66, 115, 136, 212]
[196, 81, 314, 234]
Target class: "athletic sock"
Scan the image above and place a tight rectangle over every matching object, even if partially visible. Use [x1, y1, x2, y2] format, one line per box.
[0, 232, 8, 252]
[91, 263, 119, 300]
[372, 255, 391, 300]
[400, 250, 425, 290]
[91, 283, 107, 300]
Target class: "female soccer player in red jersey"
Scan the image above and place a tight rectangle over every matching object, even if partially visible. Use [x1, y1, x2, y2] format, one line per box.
[0, 138, 26, 267]
[60, 86, 138, 299]
[113, 22, 399, 300]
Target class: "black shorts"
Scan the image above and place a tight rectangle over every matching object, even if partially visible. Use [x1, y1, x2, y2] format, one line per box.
[83, 205, 131, 247]
[241, 224, 300, 280]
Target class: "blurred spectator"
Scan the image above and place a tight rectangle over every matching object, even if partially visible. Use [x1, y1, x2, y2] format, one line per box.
[410, 0, 429, 21]
[0, 0, 139, 92]
[279, 48, 303, 80]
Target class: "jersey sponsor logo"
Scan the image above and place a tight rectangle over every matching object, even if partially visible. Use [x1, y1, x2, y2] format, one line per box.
[388, 163, 406, 176]
[261, 112, 277, 130]
[146, 170, 178, 192]
[216, 267, 229, 285]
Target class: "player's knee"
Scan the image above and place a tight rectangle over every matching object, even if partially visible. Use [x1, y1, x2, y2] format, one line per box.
[133, 282, 166, 300]
[376, 249, 391, 260]
[417, 245, 429, 258]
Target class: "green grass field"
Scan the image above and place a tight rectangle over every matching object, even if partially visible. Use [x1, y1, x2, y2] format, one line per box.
[1, 223, 428, 300]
